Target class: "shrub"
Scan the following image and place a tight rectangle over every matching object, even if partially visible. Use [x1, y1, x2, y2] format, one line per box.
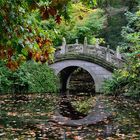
[0, 61, 59, 94]
[0, 61, 12, 93]
[20, 61, 59, 93]
[103, 71, 129, 96]
[103, 68, 140, 98]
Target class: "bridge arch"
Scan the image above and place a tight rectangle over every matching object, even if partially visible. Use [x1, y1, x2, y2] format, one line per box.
[50, 59, 112, 93]
[58, 66, 95, 94]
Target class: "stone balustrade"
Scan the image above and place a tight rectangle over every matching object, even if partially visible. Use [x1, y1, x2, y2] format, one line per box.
[55, 37, 124, 67]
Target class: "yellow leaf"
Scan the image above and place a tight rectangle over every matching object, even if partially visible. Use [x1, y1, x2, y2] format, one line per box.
[47, 46, 56, 53]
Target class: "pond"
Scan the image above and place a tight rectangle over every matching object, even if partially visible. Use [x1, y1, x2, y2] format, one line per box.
[0, 94, 140, 139]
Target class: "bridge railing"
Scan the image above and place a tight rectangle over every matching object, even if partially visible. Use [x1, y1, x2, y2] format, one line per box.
[55, 37, 124, 67]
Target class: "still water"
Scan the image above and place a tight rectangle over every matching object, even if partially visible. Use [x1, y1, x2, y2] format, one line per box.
[0, 94, 140, 139]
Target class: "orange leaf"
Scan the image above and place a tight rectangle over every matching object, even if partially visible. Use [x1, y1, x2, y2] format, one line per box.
[34, 52, 41, 62]
[27, 50, 33, 60]
[6, 60, 19, 71]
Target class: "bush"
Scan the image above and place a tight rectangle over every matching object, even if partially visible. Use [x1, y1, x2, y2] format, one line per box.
[20, 61, 59, 93]
[0, 61, 59, 94]
[0, 61, 12, 93]
[103, 69, 140, 98]
[103, 71, 129, 96]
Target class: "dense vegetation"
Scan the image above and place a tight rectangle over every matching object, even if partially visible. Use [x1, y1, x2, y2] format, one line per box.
[0, 61, 58, 94]
[99, 0, 140, 48]
[48, 3, 106, 46]
[103, 9, 140, 98]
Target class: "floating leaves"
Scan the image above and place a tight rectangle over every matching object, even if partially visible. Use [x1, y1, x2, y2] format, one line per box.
[0, 95, 140, 139]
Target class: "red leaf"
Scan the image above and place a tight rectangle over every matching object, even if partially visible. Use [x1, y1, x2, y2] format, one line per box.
[42, 9, 49, 20]
[45, 51, 49, 57]
[28, 51, 33, 60]
[55, 15, 61, 24]
[136, 53, 140, 58]
[48, 7, 57, 16]
[7, 48, 13, 58]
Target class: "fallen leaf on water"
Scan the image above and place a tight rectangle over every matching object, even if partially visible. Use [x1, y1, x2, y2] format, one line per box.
[7, 112, 18, 116]
[74, 135, 83, 140]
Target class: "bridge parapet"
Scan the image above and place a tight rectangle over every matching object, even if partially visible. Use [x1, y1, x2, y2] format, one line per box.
[55, 37, 124, 68]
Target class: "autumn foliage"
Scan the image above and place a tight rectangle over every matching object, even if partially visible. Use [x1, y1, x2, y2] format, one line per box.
[0, 0, 68, 70]
[41, 6, 62, 23]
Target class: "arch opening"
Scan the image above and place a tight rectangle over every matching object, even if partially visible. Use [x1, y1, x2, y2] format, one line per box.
[68, 67, 95, 95]
[58, 66, 95, 95]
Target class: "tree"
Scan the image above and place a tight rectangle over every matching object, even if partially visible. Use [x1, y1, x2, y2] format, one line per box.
[50, 2, 106, 46]
[0, 0, 77, 70]
[103, 9, 140, 97]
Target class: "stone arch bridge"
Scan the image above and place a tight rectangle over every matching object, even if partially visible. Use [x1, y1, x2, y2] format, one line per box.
[50, 38, 124, 93]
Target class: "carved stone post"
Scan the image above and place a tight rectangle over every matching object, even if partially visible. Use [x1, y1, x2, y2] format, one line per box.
[106, 45, 111, 62]
[61, 37, 66, 54]
[83, 37, 87, 53]
[116, 46, 121, 59]
[75, 39, 79, 44]
[95, 38, 99, 48]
